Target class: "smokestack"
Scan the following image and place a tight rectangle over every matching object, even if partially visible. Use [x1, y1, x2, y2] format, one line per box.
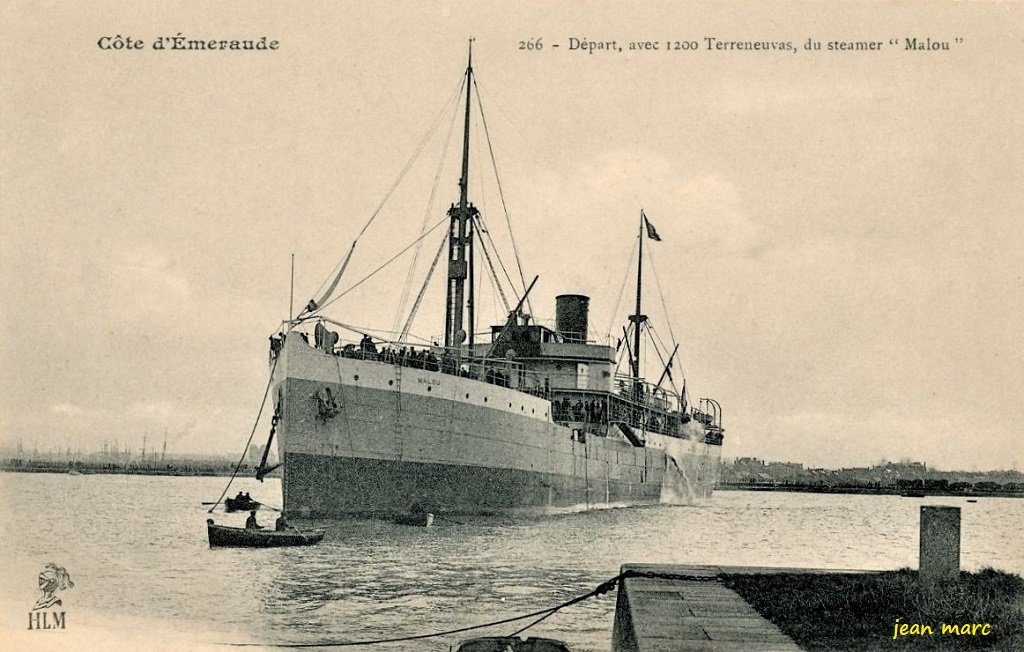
[555, 294, 590, 343]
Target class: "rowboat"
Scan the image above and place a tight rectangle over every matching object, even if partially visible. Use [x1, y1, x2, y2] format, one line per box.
[225, 496, 262, 512]
[394, 512, 434, 527]
[206, 519, 325, 547]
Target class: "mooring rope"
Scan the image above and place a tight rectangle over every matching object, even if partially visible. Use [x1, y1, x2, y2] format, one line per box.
[219, 569, 720, 648]
[207, 357, 279, 513]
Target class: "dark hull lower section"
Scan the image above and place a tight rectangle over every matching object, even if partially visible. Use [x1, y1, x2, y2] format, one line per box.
[284, 452, 663, 518]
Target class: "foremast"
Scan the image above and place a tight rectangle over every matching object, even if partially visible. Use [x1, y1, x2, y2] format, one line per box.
[444, 40, 479, 350]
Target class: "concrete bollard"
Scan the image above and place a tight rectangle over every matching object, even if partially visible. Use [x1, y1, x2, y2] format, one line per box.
[919, 506, 960, 581]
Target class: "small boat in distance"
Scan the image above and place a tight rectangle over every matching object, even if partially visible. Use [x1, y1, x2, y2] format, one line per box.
[206, 519, 325, 548]
[225, 493, 262, 512]
[394, 512, 434, 527]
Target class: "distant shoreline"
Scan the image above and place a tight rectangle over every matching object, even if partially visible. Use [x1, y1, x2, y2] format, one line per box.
[717, 482, 1024, 499]
[0, 458, 279, 479]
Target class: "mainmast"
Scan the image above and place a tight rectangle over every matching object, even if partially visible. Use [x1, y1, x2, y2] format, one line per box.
[444, 40, 479, 350]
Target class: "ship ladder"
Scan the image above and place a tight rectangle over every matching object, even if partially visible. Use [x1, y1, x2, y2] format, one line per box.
[394, 362, 403, 461]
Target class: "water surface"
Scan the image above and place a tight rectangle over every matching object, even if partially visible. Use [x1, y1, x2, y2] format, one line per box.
[1, 473, 1020, 651]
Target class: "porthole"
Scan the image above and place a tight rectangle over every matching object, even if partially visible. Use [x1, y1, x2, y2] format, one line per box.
[388, 380, 394, 386]
[484, 397, 488, 403]
[354, 375, 359, 381]
[427, 386, 432, 392]
[531, 408, 535, 414]
[509, 402, 512, 408]
[466, 393, 470, 399]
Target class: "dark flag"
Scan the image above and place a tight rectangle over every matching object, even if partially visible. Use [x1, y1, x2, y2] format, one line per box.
[643, 212, 662, 241]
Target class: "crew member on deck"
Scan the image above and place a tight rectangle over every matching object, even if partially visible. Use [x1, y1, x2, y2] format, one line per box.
[245, 510, 262, 530]
[275, 513, 289, 531]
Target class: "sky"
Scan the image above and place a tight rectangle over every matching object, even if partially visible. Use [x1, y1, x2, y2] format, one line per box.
[2, 1, 1022, 471]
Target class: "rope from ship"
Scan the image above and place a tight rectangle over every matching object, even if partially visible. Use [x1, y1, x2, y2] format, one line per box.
[472, 75, 532, 314]
[315, 214, 450, 313]
[304, 75, 465, 314]
[207, 357, 278, 513]
[219, 569, 721, 648]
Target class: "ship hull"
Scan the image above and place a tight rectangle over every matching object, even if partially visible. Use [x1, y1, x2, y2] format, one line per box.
[273, 336, 720, 518]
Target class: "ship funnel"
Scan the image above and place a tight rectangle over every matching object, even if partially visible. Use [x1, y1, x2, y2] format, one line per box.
[555, 294, 589, 343]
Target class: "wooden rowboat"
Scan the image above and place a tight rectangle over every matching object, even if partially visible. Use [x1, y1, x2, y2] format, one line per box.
[394, 512, 434, 527]
[206, 519, 325, 547]
[224, 496, 262, 512]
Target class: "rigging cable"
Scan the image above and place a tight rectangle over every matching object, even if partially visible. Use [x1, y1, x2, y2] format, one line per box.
[606, 234, 639, 339]
[476, 212, 524, 310]
[206, 356, 278, 513]
[304, 76, 466, 316]
[647, 244, 689, 391]
[647, 243, 680, 351]
[392, 76, 465, 333]
[314, 215, 450, 313]
[473, 216, 512, 313]
[400, 232, 450, 342]
[473, 76, 532, 316]
[643, 321, 674, 393]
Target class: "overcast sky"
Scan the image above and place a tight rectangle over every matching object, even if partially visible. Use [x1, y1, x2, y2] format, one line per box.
[2, 2, 1021, 470]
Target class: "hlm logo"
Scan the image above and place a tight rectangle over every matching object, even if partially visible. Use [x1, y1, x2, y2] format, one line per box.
[28, 611, 66, 630]
[28, 563, 73, 631]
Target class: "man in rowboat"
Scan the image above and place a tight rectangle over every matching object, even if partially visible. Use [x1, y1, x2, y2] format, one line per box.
[245, 510, 262, 530]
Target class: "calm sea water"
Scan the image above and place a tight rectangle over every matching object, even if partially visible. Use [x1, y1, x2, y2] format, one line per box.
[1, 472, 1021, 651]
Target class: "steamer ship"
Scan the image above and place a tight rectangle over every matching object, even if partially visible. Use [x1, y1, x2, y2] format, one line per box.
[256, 46, 725, 518]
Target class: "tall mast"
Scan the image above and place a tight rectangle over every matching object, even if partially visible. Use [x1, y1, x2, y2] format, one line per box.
[444, 39, 479, 349]
[630, 212, 646, 388]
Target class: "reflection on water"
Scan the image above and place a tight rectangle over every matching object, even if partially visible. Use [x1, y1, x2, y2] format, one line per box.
[1, 473, 1021, 651]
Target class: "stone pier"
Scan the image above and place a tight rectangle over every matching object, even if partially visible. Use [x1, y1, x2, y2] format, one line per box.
[611, 564, 805, 651]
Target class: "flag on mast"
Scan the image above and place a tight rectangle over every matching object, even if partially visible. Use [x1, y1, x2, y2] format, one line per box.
[642, 211, 662, 241]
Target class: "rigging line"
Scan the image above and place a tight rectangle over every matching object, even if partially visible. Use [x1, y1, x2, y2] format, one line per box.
[220, 604, 562, 648]
[315, 316, 435, 345]
[392, 76, 465, 333]
[473, 76, 532, 316]
[606, 234, 639, 338]
[207, 357, 279, 514]
[645, 322, 681, 395]
[400, 232, 450, 342]
[614, 323, 633, 375]
[643, 321, 669, 377]
[647, 244, 679, 348]
[651, 323, 684, 390]
[315, 214, 450, 313]
[306, 75, 466, 310]
[474, 216, 512, 313]
[486, 248, 503, 324]
[476, 211, 523, 308]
